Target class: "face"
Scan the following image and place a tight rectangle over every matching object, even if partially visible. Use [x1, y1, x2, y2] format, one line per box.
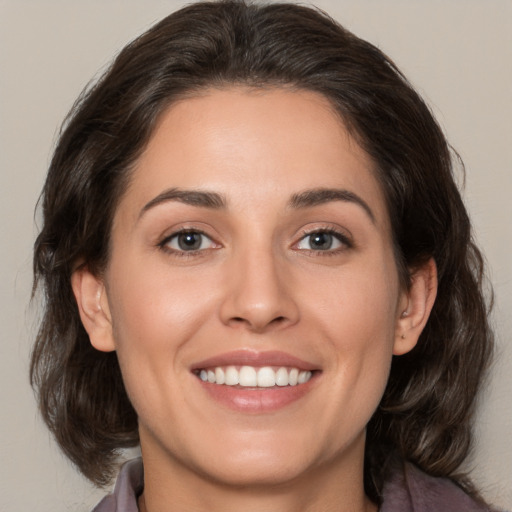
[77, 87, 422, 490]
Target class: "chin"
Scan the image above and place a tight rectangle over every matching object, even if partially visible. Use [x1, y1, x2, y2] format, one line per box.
[181, 427, 360, 489]
[197, 451, 313, 488]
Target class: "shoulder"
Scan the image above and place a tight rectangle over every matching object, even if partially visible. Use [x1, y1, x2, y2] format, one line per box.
[90, 456, 506, 512]
[380, 460, 496, 512]
[91, 458, 143, 512]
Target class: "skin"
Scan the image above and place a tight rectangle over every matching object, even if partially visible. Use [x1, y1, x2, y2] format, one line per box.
[73, 87, 436, 512]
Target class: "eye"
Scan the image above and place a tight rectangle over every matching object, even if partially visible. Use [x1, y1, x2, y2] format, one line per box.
[295, 230, 349, 252]
[161, 230, 217, 252]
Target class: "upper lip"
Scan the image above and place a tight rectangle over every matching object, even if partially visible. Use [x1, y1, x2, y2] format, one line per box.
[191, 349, 319, 371]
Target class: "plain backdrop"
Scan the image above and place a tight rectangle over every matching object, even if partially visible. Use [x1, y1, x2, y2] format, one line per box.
[1, 1, 511, 511]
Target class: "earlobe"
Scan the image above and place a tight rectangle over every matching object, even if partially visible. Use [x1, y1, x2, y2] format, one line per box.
[71, 267, 116, 352]
[393, 258, 437, 356]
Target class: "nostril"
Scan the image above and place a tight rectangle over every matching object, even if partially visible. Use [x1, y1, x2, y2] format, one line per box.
[228, 315, 288, 331]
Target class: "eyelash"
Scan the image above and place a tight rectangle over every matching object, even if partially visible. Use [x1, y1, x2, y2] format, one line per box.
[157, 227, 352, 258]
[158, 228, 217, 258]
[294, 228, 353, 255]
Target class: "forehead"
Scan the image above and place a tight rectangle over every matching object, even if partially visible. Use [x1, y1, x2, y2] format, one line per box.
[120, 86, 389, 229]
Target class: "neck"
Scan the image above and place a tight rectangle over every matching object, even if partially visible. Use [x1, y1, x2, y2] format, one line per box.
[138, 434, 378, 512]
[139, 490, 377, 512]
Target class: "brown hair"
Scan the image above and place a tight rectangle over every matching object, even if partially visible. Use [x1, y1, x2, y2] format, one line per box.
[31, 0, 493, 502]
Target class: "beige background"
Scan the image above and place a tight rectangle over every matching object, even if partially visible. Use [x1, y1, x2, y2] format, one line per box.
[1, 1, 511, 510]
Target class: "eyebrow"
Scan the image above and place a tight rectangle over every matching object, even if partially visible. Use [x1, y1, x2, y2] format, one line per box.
[139, 186, 375, 223]
[288, 188, 375, 223]
[139, 188, 226, 218]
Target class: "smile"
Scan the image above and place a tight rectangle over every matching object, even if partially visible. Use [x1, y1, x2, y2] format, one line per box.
[192, 352, 319, 412]
[197, 365, 313, 387]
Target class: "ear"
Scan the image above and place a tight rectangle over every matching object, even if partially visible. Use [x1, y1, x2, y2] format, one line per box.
[393, 258, 437, 356]
[71, 267, 116, 352]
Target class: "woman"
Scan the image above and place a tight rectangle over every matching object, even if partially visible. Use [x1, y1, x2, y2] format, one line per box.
[31, 1, 497, 511]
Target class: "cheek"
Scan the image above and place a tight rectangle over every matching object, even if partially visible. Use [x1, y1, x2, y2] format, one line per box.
[313, 257, 400, 395]
[104, 260, 219, 399]
[312, 259, 399, 342]
[108, 258, 214, 342]
[105, 280, 209, 445]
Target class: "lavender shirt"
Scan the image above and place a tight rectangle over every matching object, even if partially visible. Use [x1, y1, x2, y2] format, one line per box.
[92, 457, 498, 512]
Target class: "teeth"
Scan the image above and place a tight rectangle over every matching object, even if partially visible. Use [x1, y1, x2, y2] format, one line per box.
[257, 367, 276, 387]
[275, 367, 289, 386]
[239, 366, 257, 386]
[225, 366, 239, 385]
[298, 370, 311, 384]
[215, 367, 225, 385]
[197, 365, 313, 387]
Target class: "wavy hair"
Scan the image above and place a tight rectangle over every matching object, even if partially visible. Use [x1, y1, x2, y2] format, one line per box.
[31, 0, 493, 501]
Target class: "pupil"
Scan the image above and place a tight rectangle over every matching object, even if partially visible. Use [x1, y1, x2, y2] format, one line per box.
[310, 232, 332, 250]
[178, 233, 201, 250]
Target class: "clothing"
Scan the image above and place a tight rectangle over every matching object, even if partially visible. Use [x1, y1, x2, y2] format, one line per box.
[379, 460, 495, 512]
[92, 459, 142, 512]
[92, 457, 498, 512]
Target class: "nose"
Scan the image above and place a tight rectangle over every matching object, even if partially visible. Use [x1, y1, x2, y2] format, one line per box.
[219, 245, 300, 333]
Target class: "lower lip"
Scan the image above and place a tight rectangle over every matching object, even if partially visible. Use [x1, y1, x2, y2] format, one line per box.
[197, 375, 317, 413]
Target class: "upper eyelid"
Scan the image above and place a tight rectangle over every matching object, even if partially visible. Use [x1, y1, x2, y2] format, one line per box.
[296, 225, 353, 243]
[158, 224, 217, 242]
[296, 229, 351, 248]
[160, 229, 216, 247]
[299, 227, 349, 238]
[160, 227, 207, 241]
[156, 224, 353, 250]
